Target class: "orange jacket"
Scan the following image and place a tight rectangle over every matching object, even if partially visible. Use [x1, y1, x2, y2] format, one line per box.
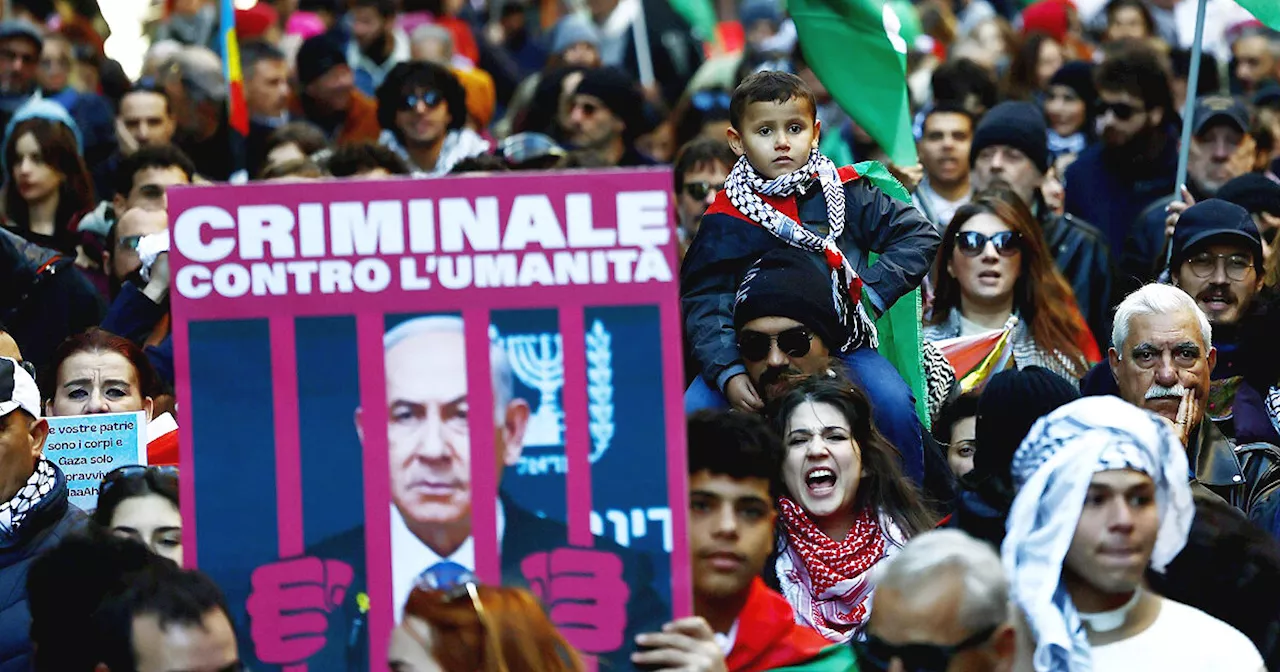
[289, 89, 382, 145]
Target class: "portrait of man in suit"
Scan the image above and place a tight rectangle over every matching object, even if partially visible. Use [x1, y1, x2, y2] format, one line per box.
[246, 314, 666, 671]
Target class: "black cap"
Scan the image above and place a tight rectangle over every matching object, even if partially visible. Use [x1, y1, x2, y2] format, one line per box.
[1191, 95, 1248, 136]
[1216, 173, 1280, 218]
[1171, 198, 1263, 270]
[572, 67, 650, 141]
[296, 33, 348, 87]
[733, 247, 852, 354]
[969, 101, 1049, 174]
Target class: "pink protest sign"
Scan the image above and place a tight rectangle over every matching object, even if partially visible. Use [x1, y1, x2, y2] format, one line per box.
[168, 169, 689, 671]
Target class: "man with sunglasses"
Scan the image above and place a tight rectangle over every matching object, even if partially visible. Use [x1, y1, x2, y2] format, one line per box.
[859, 529, 1018, 672]
[1064, 42, 1178, 265]
[565, 67, 655, 168]
[373, 62, 489, 176]
[673, 138, 735, 261]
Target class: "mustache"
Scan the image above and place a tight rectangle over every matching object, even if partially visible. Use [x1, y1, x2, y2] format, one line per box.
[1197, 287, 1235, 304]
[758, 366, 803, 389]
[1146, 383, 1189, 400]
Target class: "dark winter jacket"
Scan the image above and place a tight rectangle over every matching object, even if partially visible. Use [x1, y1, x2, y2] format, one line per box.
[1064, 134, 1179, 261]
[0, 463, 86, 672]
[0, 229, 105, 372]
[681, 165, 939, 390]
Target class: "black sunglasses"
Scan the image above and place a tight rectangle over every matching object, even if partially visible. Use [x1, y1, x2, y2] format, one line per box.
[1095, 100, 1143, 121]
[683, 181, 723, 201]
[738, 327, 813, 362]
[402, 90, 444, 111]
[956, 230, 1022, 257]
[853, 624, 999, 672]
[100, 465, 179, 497]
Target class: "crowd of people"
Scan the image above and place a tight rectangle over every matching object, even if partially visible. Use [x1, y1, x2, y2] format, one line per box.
[0, 0, 1276, 669]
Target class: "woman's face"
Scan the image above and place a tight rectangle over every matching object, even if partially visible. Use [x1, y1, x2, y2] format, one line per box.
[50, 350, 153, 418]
[947, 212, 1022, 309]
[947, 416, 977, 478]
[12, 132, 63, 205]
[782, 400, 862, 523]
[1035, 39, 1066, 91]
[110, 493, 182, 566]
[1044, 84, 1086, 137]
[387, 615, 443, 672]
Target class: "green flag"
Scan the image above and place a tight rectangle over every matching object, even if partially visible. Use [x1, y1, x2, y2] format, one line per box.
[667, 0, 718, 43]
[1237, 0, 1280, 29]
[789, 0, 918, 165]
[856, 161, 930, 429]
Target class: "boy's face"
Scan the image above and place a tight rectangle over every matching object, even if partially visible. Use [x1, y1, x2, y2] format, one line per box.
[727, 97, 820, 180]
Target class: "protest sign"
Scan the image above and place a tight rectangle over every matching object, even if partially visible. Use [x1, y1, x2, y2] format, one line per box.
[169, 168, 688, 671]
[44, 411, 148, 511]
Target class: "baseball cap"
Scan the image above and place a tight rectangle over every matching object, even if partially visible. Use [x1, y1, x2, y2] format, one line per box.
[1191, 95, 1248, 137]
[0, 21, 43, 50]
[1170, 199, 1263, 270]
[0, 357, 40, 421]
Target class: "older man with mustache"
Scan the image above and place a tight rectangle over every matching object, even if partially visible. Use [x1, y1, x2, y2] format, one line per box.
[1109, 283, 1280, 537]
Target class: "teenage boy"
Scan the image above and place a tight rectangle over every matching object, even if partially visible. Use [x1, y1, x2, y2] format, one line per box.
[633, 410, 855, 672]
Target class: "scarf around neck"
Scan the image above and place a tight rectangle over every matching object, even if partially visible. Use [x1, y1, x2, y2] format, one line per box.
[0, 457, 56, 539]
[724, 150, 877, 350]
[776, 497, 888, 640]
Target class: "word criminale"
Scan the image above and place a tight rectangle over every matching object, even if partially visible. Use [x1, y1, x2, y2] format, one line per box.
[173, 192, 673, 299]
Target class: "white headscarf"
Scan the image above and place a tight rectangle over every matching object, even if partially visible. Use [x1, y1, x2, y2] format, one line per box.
[1001, 396, 1195, 672]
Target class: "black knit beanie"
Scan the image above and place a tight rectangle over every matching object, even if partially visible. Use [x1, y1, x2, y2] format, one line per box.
[733, 247, 852, 354]
[1048, 61, 1096, 108]
[296, 33, 348, 88]
[973, 366, 1080, 480]
[573, 67, 649, 141]
[970, 101, 1051, 174]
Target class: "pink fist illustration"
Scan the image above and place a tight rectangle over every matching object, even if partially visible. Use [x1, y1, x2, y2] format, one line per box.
[520, 548, 631, 653]
[246, 557, 354, 665]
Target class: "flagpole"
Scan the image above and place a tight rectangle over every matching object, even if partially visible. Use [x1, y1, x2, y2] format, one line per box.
[630, 0, 656, 89]
[1167, 0, 1207, 267]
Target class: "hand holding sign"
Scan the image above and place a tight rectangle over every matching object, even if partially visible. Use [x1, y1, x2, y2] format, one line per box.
[246, 557, 353, 665]
[520, 547, 631, 653]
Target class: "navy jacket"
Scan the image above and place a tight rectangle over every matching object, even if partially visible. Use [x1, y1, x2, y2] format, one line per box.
[1064, 135, 1179, 261]
[101, 282, 173, 386]
[681, 167, 939, 390]
[0, 229, 105, 372]
[0, 463, 86, 672]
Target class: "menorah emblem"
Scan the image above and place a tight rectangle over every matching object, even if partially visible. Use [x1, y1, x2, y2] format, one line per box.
[505, 333, 565, 447]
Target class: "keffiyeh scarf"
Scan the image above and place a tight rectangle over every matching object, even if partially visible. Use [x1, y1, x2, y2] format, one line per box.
[775, 497, 891, 641]
[378, 128, 492, 177]
[0, 458, 56, 539]
[1266, 386, 1280, 437]
[1002, 396, 1194, 672]
[724, 150, 877, 350]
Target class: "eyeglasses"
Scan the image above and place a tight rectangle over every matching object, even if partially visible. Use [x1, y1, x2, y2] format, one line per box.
[99, 465, 179, 497]
[1095, 100, 1143, 121]
[402, 90, 444, 111]
[1185, 251, 1253, 281]
[955, 231, 1022, 257]
[853, 624, 999, 672]
[738, 327, 813, 362]
[683, 181, 723, 201]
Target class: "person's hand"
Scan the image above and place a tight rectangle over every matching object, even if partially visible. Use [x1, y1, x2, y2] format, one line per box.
[1164, 185, 1196, 241]
[632, 617, 728, 672]
[245, 557, 354, 665]
[520, 548, 631, 654]
[888, 162, 924, 193]
[484, 22, 505, 46]
[143, 252, 170, 304]
[724, 374, 763, 413]
[115, 116, 139, 156]
[1157, 389, 1199, 446]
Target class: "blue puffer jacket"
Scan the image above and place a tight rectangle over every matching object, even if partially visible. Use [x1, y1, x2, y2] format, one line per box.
[0, 462, 86, 672]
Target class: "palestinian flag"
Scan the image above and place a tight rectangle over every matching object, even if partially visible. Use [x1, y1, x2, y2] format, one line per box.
[1237, 0, 1280, 30]
[934, 316, 1019, 393]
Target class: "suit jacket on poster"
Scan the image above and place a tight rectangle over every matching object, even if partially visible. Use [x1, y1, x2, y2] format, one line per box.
[294, 494, 667, 671]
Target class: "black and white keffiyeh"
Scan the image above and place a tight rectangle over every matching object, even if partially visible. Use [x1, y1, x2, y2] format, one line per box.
[724, 150, 878, 350]
[0, 457, 56, 539]
[1267, 386, 1280, 437]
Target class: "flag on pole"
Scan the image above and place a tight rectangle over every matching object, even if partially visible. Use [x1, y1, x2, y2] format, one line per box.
[667, 0, 718, 43]
[789, 0, 918, 165]
[1237, 0, 1280, 30]
[220, 0, 249, 137]
[934, 316, 1020, 392]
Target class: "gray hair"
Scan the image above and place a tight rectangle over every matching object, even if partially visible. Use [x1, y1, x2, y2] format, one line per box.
[1238, 25, 1280, 60]
[383, 315, 514, 423]
[873, 529, 1010, 629]
[1111, 283, 1212, 354]
[410, 23, 455, 63]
